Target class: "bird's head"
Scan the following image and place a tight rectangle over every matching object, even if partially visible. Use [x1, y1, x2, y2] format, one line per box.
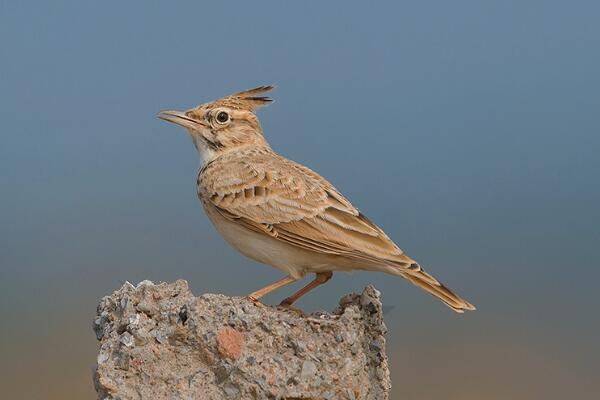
[158, 86, 274, 163]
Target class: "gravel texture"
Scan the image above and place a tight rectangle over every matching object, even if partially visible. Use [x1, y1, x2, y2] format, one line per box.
[93, 279, 391, 399]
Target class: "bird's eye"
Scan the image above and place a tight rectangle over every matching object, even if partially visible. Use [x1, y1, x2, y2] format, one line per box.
[215, 111, 230, 124]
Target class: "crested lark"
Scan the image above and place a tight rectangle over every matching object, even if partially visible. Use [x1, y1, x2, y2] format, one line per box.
[158, 86, 475, 313]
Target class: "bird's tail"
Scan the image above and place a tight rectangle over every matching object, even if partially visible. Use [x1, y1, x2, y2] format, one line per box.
[388, 262, 476, 313]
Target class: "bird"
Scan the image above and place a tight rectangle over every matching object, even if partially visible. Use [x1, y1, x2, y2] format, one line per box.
[158, 86, 475, 313]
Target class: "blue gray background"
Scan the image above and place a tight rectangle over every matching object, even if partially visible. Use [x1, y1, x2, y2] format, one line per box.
[1, 1, 599, 398]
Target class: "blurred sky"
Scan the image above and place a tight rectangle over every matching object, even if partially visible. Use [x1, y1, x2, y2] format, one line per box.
[1, 1, 599, 399]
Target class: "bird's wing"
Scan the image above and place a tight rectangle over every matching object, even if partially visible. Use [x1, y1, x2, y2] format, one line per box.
[199, 153, 414, 267]
[201, 153, 477, 313]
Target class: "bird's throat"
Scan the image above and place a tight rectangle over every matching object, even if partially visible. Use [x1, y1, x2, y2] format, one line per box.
[191, 134, 219, 166]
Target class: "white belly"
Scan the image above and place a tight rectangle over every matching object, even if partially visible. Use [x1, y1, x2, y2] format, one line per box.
[204, 205, 343, 279]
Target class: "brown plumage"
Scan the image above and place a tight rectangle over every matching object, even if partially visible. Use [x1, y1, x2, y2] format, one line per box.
[158, 86, 475, 313]
[206, 86, 274, 111]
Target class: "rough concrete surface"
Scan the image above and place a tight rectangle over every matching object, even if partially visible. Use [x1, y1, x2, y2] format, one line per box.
[93, 280, 391, 399]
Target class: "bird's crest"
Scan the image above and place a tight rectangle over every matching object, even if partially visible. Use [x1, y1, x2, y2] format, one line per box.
[208, 85, 275, 112]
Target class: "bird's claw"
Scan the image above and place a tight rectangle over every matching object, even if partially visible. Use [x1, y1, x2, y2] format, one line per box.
[278, 298, 293, 307]
[277, 301, 306, 316]
[246, 295, 264, 306]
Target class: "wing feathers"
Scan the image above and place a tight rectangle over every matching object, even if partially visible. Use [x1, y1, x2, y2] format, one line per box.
[200, 152, 407, 263]
[319, 208, 380, 237]
[200, 150, 475, 312]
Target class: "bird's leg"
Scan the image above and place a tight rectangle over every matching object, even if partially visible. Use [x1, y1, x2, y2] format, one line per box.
[279, 272, 333, 307]
[247, 275, 298, 302]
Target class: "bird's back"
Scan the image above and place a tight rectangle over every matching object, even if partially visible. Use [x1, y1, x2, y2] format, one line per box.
[197, 147, 413, 267]
[197, 147, 475, 312]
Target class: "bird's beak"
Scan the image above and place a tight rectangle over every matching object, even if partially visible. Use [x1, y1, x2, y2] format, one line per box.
[157, 110, 206, 130]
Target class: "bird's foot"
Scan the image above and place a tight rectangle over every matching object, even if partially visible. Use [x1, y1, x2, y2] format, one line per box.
[278, 298, 293, 307]
[277, 300, 306, 316]
[246, 295, 264, 306]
